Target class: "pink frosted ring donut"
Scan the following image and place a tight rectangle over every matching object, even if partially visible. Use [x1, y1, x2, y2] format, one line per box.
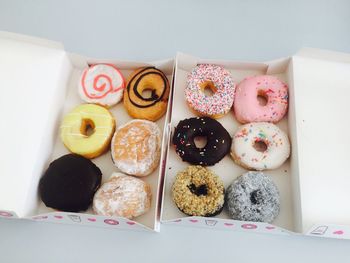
[185, 64, 235, 119]
[234, 75, 288, 123]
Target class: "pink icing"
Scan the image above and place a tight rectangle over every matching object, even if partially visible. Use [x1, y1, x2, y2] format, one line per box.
[185, 64, 235, 116]
[234, 75, 288, 123]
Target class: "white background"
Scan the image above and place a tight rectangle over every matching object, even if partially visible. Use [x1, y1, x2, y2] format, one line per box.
[1, 0, 350, 262]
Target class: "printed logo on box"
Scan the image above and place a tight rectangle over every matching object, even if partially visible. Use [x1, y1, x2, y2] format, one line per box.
[205, 219, 218, 226]
[68, 215, 81, 223]
[310, 225, 328, 235]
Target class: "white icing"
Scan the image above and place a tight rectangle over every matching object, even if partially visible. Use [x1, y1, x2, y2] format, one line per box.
[93, 172, 151, 219]
[78, 64, 125, 107]
[111, 119, 161, 177]
[231, 122, 290, 170]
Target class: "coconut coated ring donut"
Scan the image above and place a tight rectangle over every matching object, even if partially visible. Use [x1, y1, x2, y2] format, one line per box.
[226, 171, 280, 223]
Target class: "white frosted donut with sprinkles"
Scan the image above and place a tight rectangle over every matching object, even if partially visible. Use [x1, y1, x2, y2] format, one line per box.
[234, 75, 288, 123]
[185, 64, 235, 119]
[231, 122, 290, 170]
[78, 64, 125, 107]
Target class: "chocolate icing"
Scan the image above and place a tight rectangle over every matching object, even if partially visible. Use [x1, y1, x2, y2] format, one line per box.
[39, 154, 102, 212]
[126, 67, 168, 108]
[172, 117, 231, 166]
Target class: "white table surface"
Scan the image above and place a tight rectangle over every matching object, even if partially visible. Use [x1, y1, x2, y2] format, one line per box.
[1, 0, 350, 262]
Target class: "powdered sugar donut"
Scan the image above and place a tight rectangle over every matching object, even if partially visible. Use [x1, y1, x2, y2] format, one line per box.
[231, 122, 290, 170]
[111, 119, 161, 176]
[185, 64, 235, 119]
[234, 75, 288, 123]
[93, 172, 151, 219]
[79, 64, 125, 107]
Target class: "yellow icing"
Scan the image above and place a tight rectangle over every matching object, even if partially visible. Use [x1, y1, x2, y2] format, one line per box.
[60, 104, 115, 158]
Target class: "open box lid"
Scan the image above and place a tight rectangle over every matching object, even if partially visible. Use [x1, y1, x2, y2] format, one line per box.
[291, 48, 350, 233]
[0, 32, 72, 217]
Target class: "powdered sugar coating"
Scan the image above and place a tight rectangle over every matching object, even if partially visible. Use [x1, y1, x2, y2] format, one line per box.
[93, 172, 151, 219]
[234, 75, 288, 123]
[111, 119, 161, 176]
[226, 171, 280, 223]
[185, 64, 235, 117]
[231, 122, 290, 170]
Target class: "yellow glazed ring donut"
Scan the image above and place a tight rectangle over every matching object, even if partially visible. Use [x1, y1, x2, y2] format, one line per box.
[60, 104, 115, 159]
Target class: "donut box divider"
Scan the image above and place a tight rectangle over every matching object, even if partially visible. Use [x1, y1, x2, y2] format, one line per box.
[0, 32, 175, 232]
[160, 51, 350, 240]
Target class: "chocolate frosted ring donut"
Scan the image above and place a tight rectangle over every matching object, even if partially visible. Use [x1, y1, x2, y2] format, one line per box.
[172, 165, 225, 217]
[226, 171, 280, 223]
[123, 67, 170, 121]
[172, 117, 231, 166]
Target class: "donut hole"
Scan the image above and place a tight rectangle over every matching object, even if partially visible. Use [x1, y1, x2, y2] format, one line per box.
[188, 183, 208, 196]
[194, 136, 208, 148]
[253, 140, 268, 152]
[141, 87, 158, 100]
[257, 90, 268, 106]
[81, 119, 95, 137]
[250, 190, 263, 205]
[200, 81, 217, 97]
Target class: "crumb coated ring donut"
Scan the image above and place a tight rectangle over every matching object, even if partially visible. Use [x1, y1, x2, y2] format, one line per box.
[60, 104, 115, 159]
[172, 166, 225, 217]
[226, 171, 280, 223]
[78, 64, 125, 107]
[185, 64, 235, 118]
[231, 122, 290, 170]
[173, 117, 231, 166]
[39, 154, 102, 212]
[93, 172, 151, 219]
[234, 75, 288, 123]
[123, 67, 170, 121]
[111, 119, 161, 177]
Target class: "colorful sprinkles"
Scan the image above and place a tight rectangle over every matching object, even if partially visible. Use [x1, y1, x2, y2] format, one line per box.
[231, 122, 290, 170]
[185, 64, 235, 116]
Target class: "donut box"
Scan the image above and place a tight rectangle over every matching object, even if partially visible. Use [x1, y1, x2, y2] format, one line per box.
[160, 51, 350, 240]
[0, 32, 174, 232]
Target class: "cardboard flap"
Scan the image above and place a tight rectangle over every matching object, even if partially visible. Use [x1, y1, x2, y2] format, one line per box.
[0, 32, 72, 217]
[291, 48, 350, 232]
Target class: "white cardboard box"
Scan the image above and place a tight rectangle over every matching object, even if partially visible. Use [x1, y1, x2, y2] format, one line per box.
[161, 51, 350, 240]
[0, 32, 174, 232]
[2, 32, 350, 239]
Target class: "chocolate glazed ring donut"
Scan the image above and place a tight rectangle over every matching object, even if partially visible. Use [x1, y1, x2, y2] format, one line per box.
[123, 67, 170, 121]
[173, 117, 232, 166]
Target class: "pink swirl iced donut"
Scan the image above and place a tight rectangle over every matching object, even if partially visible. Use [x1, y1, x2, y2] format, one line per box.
[78, 64, 126, 107]
[185, 64, 235, 119]
[234, 75, 288, 123]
